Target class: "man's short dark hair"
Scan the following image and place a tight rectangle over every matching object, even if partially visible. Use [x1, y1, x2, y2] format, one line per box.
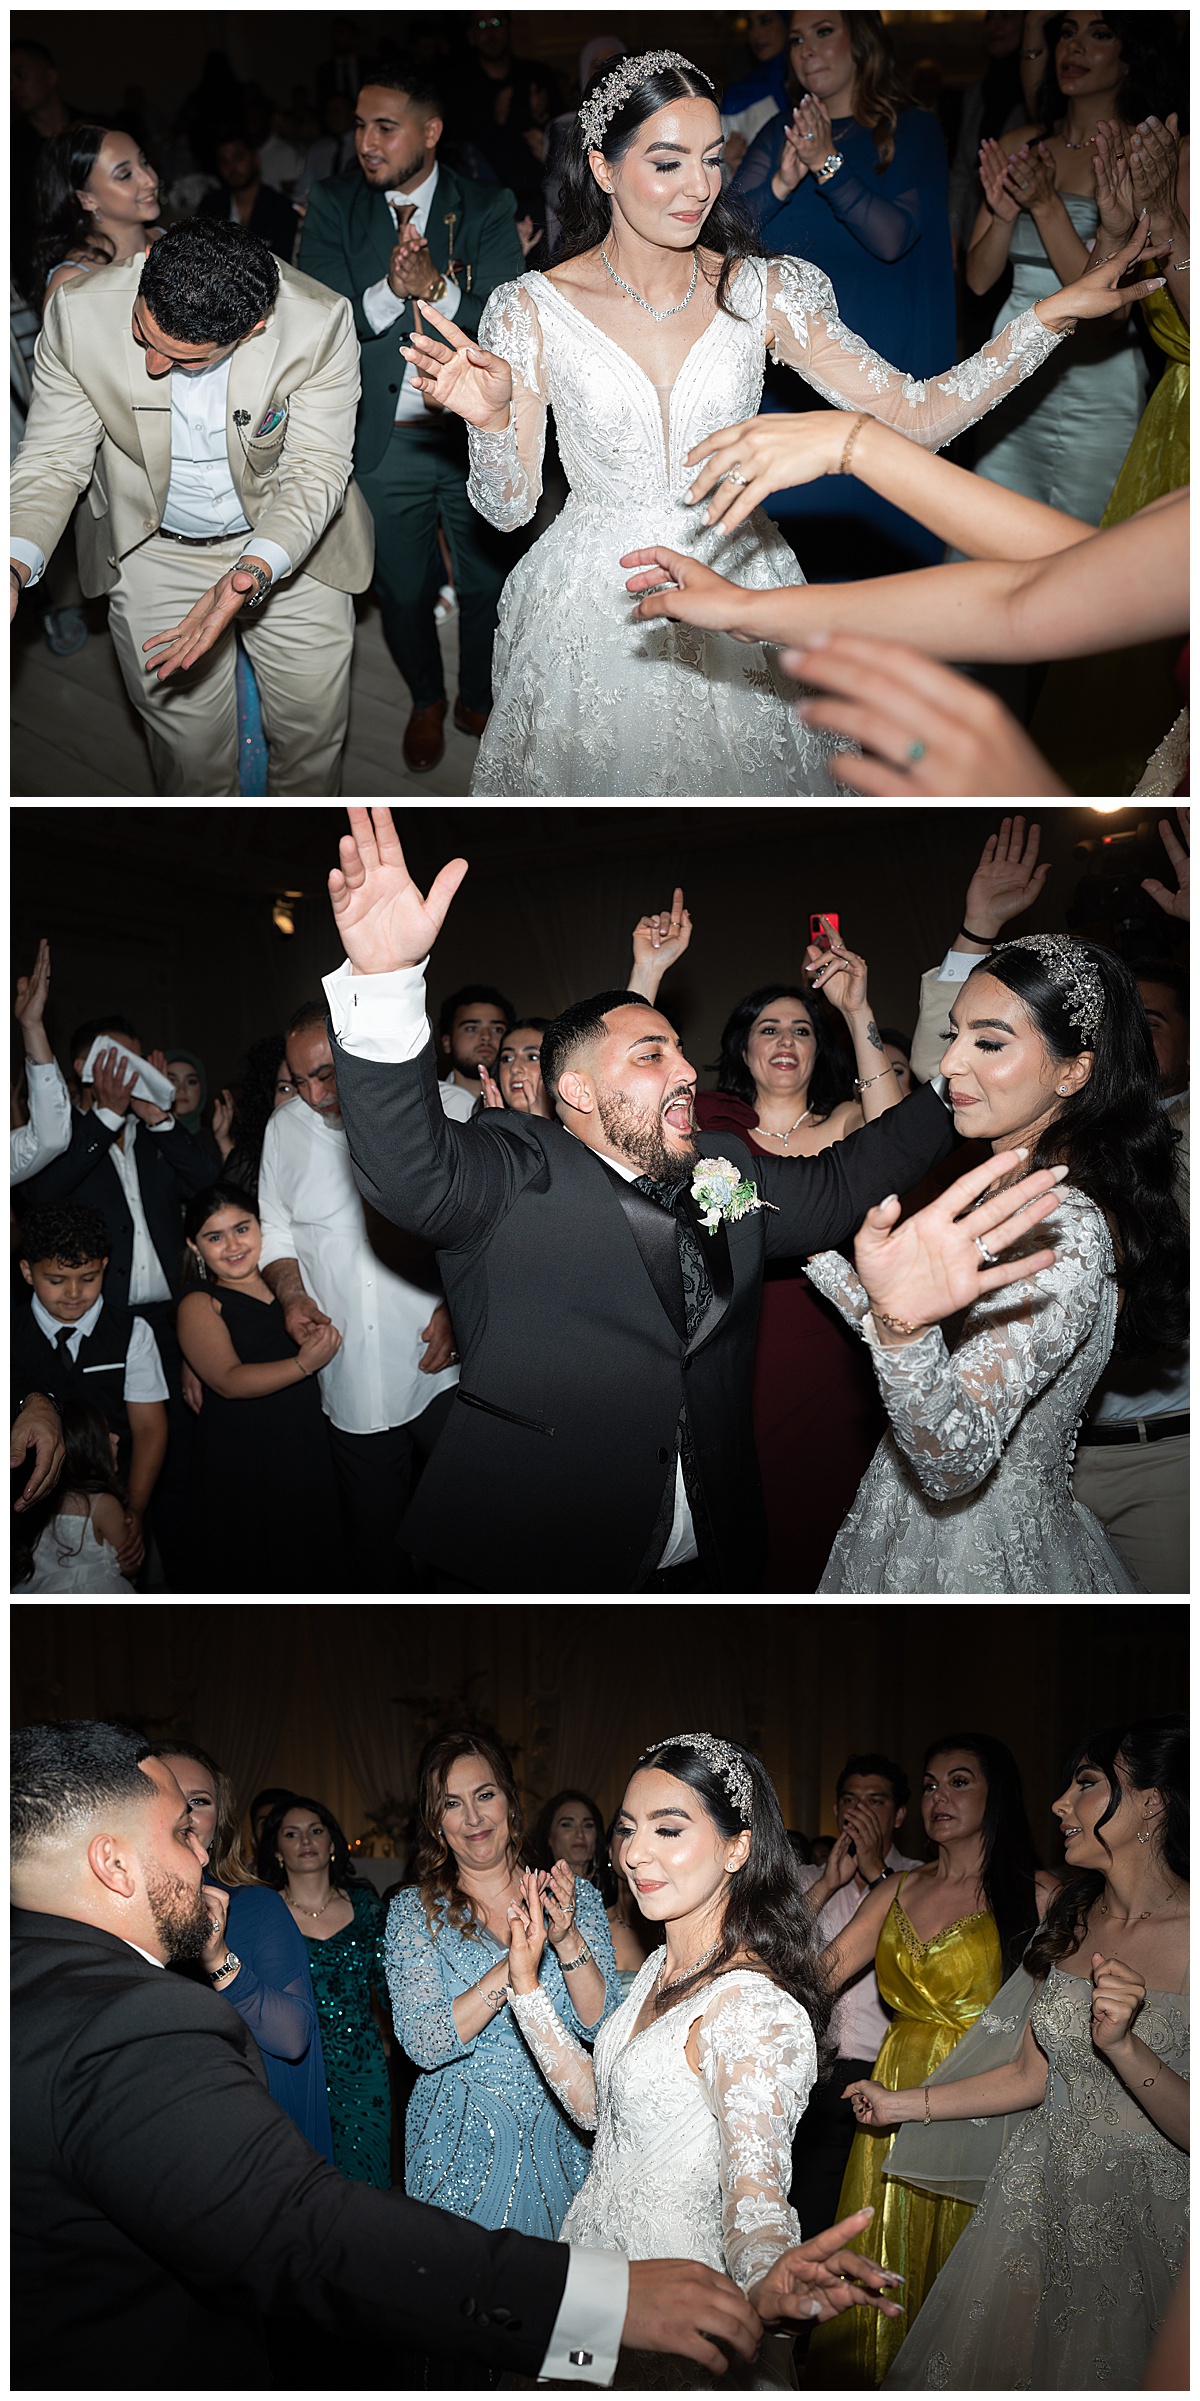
[69, 1013, 140, 1064]
[139, 218, 280, 347]
[285, 999, 329, 1040]
[12, 38, 55, 65]
[11, 1720, 156, 1865]
[359, 56, 445, 117]
[437, 985, 516, 1039]
[18, 1202, 113, 1269]
[540, 990, 648, 1106]
[836, 1752, 910, 1811]
[1129, 955, 1189, 1019]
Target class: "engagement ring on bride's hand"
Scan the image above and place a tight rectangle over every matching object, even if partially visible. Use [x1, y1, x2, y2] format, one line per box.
[974, 1234, 999, 1264]
[725, 465, 747, 486]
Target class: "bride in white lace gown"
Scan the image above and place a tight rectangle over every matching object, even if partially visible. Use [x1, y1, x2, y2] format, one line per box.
[503, 1733, 903, 2388]
[399, 50, 1116, 799]
[807, 936, 1189, 1594]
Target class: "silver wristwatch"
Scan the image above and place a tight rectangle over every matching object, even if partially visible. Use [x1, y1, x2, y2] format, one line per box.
[816, 150, 845, 183]
[209, 1949, 242, 1984]
[233, 556, 271, 608]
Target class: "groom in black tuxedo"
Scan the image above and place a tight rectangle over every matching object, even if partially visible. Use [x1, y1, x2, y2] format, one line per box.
[323, 810, 957, 1593]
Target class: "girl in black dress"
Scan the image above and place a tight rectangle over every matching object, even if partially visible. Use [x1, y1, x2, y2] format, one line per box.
[177, 1182, 342, 1593]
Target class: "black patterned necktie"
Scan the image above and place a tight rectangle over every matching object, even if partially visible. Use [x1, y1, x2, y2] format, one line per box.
[55, 1328, 74, 1355]
[632, 1175, 711, 1341]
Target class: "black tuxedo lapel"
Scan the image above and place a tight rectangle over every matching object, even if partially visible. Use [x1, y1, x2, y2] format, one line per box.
[599, 1164, 687, 1341]
[680, 1193, 734, 1358]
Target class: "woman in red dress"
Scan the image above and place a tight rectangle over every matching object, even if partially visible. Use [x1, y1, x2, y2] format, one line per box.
[694, 922, 905, 1590]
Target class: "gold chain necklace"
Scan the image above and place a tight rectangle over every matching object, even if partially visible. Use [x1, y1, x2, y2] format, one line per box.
[286, 1886, 338, 1920]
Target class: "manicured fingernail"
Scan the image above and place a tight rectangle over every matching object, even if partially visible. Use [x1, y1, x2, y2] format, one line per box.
[1052, 1163, 1070, 1179]
[1014, 1145, 1029, 1158]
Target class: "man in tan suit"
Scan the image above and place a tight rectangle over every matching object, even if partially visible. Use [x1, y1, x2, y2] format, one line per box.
[10, 217, 374, 796]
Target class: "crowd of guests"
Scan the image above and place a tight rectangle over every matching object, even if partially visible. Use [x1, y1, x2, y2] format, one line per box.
[11, 806, 1189, 1595]
[12, 1708, 1186, 2390]
[10, 11, 1189, 798]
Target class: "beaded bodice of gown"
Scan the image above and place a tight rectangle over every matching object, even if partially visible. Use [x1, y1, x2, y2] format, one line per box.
[886, 1966, 1189, 2390]
[464, 258, 1065, 798]
[511, 1952, 816, 2283]
[808, 1184, 1143, 1592]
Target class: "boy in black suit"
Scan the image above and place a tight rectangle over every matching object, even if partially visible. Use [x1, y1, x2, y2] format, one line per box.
[14, 1203, 168, 1578]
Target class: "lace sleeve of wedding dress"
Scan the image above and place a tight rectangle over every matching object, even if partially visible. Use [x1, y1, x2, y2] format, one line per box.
[508, 1986, 599, 2129]
[805, 1196, 1110, 1501]
[696, 1979, 816, 2290]
[764, 255, 1067, 449]
[465, 279, 547, 531]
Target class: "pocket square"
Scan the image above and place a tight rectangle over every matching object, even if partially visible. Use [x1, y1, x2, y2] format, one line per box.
[253, 406, 286, 439]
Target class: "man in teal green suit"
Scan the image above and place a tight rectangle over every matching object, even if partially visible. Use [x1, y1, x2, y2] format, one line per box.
[298, 61, 525, 772]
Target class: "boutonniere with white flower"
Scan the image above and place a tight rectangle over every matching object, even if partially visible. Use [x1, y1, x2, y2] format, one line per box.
[690, 1157, 780, 1235]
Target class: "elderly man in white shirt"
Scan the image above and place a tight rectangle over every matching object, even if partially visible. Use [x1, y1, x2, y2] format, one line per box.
[12, 940, 70, 1186]
[258, 998, 461, 1591]
[793, 1755, 922, 2243]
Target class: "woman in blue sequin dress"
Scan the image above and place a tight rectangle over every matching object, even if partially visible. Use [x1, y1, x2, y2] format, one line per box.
[384, 1731, 619, 2237]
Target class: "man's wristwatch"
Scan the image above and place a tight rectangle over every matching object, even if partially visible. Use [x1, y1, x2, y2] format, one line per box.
[209, 1950, 242, 1984]
[865, 1866, 893, 1890]
[423, 272, 448, 305]
[815, 150, 845, 184]
[232, 557, 271, 609]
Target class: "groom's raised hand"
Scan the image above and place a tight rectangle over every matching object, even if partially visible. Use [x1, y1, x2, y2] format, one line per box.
[328, 807, 468, 976]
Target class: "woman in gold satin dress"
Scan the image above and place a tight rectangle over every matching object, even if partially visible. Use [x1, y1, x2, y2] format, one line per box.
[808, 1734, 1058, 2386]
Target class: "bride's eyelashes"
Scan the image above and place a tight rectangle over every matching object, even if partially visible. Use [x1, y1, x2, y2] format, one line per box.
[653, 156, 723, 175]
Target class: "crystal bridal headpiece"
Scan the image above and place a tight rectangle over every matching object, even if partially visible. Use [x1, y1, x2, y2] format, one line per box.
[989, 934, 1106, 1046]
[578, 52, 713, 153]
[641, 1731, 755, 1825]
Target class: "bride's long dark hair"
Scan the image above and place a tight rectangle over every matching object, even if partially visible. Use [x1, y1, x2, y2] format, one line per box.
[631, 1736, 834, 2074]
[554, 57, 763, 317]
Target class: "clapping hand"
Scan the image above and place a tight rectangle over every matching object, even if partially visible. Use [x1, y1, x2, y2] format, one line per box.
[1142, 807, 1189, 920]
[540, 1857, 578, 1947]
[980, 136, 1022, 224]
[852, 1147, 1068, 1341]
[818, 1826, 859, 1893]
[212, 1087, 235, 1155]
[804, 916, 870, 1019]
[1002, 140, 1056, 216]
[837, 1794, 888, 1883]
[963, 815, 1052, 941]
[748, 2210, 905, 2327]
[1094, 119, 1137, 244]
[479, 1061, 505, 1108]
[1090, 1952, 1146, 2053]
[1129, 114, 1182, 253]
[506, 1868, 548, 1991]
[789, 89, 836, 174]
[329, 806, 468, 976]
[400, 302, 513, 427]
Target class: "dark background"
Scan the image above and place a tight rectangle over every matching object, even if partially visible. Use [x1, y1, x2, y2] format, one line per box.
[10, 1598, 1189, 1861]
[11, 803, 1182, 1092]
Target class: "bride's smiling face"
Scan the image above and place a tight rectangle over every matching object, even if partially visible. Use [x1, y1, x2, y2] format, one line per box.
[940, 970, 1091, 1154]
[616, 1767, 750, 1927]
[592, 98, 725, 249]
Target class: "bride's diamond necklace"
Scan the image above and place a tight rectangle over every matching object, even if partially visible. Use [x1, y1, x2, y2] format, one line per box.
[658, 1938, 720, 1995]
[600, 240, 698, 320]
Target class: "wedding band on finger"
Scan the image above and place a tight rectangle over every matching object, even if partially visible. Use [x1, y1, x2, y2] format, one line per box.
[974, 1234, 1000, 1265]
[725, 465, 748, 486]
[906, 740, 927, 763]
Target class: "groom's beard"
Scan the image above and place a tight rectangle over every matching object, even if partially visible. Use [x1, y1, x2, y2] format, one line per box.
[140, 1858, 215, 1963]
[597, 1083, 700, 1183]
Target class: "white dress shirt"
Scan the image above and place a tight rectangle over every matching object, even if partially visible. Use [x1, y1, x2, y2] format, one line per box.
[322, 958, 697, 1567]
[360, 161, 463, 423]
[11, 1059, 71, 1185]
[88, 1111, 174, 1306]
[11, 355, 292, 592]
[799, 1847, 923, 2062]
[257, 1092, 460, 1435]
[30, 1291, 169, 1401]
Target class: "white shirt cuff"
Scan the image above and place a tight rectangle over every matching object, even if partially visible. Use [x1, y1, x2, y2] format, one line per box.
[936, 946, 991, 983]
[540, 2246, 629, 2386]
[363, 273, 462, 334]
[10, 537, 46, 589]
[93, 1106, 125, 1134]
[241, 537, 293, 585]
[323, 957, 432, 1064]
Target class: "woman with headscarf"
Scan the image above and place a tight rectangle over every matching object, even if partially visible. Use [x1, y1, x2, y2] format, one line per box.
[166, 1046, 234, 1164]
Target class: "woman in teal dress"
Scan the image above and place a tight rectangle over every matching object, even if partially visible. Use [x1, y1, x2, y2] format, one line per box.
[385, 1730, 619, 2235]
[258, 1795, 392, 2188]
[962, 14, 1182, 527]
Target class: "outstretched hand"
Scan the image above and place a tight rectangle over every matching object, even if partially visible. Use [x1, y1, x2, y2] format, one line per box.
[1142, 808, 1189, 920]
[328, 807, 468, 976]
[622, 546, 754, 636]
[852, 1150, 1069, 1339]
[963, 815, 1052, 941]
[142, 567, 260, 679]
[399, 302, 513, 426]
[1042, 215, 1166, 331]
[748, 2210, 905, 2328]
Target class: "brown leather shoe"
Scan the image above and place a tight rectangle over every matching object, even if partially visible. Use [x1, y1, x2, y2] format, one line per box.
[453, 698, 490, 739]
[403, 698, 447, 773]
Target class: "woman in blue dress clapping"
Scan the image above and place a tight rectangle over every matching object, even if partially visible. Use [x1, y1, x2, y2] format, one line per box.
[384, 1731, 618, 2238]
[733, 10, 955, 574]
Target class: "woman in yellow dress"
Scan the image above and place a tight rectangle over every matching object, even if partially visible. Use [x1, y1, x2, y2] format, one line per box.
[808, 1733, 1058, 2386]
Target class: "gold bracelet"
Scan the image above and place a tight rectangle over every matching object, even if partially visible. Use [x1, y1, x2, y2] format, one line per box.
[1142, 2055, 1162, 2088]
[839, 413, 868, 476]
[923, 2087, 932, 2125]
[871, 1305, 924, 1337]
